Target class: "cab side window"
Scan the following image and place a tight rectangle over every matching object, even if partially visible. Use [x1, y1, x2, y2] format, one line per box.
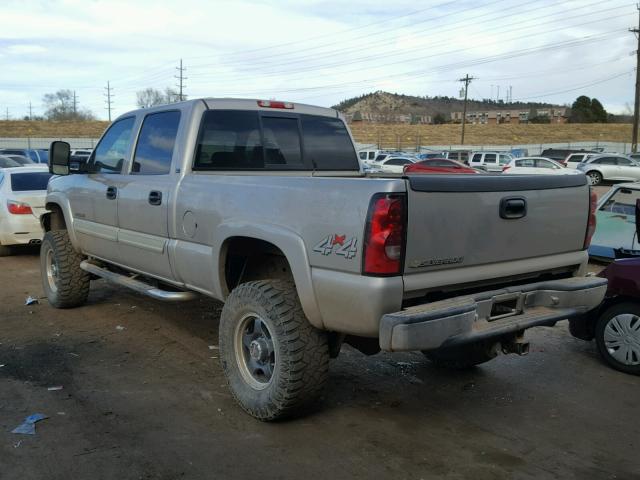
[87, 117, 135, 174]
[132, 111, 181, 175]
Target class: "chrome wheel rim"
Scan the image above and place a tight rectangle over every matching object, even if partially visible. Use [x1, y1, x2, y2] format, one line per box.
[587, 172, 601, 185]
[604, 314, 640, 366]
[234, 313, 276, 390]
[45, 247, 58, 294]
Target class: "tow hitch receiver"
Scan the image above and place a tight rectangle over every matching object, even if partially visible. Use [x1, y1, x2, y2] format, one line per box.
[502, 334, 530, 356]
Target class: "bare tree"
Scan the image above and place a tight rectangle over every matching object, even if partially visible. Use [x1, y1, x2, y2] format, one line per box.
[42, 89, 95, 121]
[136, 88, 166, 108]
[136, 87, 182, 108]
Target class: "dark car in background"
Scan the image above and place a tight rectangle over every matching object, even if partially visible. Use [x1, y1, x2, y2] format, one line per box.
[0, 148, 46, 164]
[541, 148, 599, 163]
[570, 258, 640, 376]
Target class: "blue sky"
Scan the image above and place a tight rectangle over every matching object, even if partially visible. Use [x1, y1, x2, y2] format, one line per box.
[0, 0, 637, 120]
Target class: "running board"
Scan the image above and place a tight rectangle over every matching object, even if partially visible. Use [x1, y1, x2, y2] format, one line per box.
[80, 261, 198, 302]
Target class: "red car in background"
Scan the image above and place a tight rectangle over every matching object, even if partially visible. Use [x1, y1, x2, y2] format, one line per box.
[403, 158, 480, 174]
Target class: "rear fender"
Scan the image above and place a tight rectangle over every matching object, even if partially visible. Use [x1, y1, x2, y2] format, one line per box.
[214, 222, 324, 329]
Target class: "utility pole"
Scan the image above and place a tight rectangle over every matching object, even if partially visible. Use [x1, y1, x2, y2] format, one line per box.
[5, 108, 8, 121]
[104, 81, 114, 122]
[28, 101, 33, 121]
[458, 74, 475, 145]
[631, 4, 640, 153]
[175, 59, 187, 101]
[496, 85, 500, 102]
[72, 90, 78, 115]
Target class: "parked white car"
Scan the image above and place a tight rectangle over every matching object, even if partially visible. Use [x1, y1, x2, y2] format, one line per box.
[469, 151, 513, 172]
[0, 166, 50, 255]
[576, 154, 640, 185]
[502, 157, 581, 175]
[377, 156, 415, 173]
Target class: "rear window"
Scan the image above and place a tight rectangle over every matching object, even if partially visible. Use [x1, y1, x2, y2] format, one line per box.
[10, 172, 51, 191]
[193, 110, 358, 171]
[301, 115, 357, 170]
[484, 154, 497, 163]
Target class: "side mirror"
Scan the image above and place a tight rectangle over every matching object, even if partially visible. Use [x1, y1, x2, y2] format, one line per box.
[49, 141, 70, 175]
[636, 199, 640, 242]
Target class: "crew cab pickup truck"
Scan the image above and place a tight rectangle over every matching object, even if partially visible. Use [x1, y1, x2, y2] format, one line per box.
[41, 98, 607, 420]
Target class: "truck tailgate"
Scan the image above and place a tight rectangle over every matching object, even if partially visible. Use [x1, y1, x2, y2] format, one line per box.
[403, 174, 589, 274]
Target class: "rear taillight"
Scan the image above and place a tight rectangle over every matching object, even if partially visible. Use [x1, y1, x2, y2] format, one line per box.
[257, 100, 293, 109]
[583, 188, 597, 249]
[363, 194, 406, 275]
[7, 200, 32, 215]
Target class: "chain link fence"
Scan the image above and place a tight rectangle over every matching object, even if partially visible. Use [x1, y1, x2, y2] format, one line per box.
[355, 141, 632, 156]
[0, 137, 100, 149]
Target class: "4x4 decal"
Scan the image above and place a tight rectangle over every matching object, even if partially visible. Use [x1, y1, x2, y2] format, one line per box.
[313, 234, 357, 259]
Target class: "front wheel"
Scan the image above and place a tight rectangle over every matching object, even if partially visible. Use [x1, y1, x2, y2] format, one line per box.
[219, 279, 330, 421]
[586, 170, 602, 185]
[595, 302, 640, 375]
[40, 230, 90, 308]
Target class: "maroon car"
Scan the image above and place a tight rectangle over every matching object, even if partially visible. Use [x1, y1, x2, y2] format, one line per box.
[570, 258, 640, 375]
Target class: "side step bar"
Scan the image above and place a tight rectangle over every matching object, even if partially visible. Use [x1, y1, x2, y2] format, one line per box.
[80, 261, 198, 302]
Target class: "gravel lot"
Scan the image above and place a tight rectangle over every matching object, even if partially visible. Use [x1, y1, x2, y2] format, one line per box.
[1, 247, 639, 480]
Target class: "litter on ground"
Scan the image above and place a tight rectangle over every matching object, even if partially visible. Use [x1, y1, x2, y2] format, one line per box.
[24, 296, 39, 306]
[11, 413, 48, 435]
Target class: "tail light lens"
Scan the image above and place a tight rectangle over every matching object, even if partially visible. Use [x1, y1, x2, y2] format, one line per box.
[583, 188, 597, 249]
[7, 200, 32, 215]
[363, 193, 406, 275]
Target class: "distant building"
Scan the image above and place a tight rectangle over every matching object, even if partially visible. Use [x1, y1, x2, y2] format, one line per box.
[344, 111, 432, 124]
[451, 107, 568, 125]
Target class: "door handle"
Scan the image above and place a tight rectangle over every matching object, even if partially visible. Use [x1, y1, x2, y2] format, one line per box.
[499, 197, 527, 219]
[148, 190, 162, 206]
[106, 186, 117, 200]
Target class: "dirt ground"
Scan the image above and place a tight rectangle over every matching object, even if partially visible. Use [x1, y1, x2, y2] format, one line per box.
[0, 250, 639, 480]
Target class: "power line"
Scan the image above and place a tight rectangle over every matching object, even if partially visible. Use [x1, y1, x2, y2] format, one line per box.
[631, 3, 640, 152]
[175, 59, 187, 101]
[513, 69, 635, 101]
[186, 10, 630, 86]
[104, 81, 114, 122]
[458, 74, 475, 144]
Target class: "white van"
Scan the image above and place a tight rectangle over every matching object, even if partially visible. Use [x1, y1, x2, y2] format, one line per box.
[358, 150, 380, 166]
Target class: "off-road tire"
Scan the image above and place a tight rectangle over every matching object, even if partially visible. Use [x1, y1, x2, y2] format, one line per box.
[586, 171, 602, 186]
[423, 341, 499, 369]
[40, 230, 90, 308]
[595, 302, 640, 376]
[219, 279, 330, 421]
[0, 245, 12, 257]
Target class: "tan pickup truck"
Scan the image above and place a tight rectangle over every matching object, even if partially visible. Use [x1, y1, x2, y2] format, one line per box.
[40, 98, 606, 420]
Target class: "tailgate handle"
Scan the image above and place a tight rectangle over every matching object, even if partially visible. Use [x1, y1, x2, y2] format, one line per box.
[500, 197, 527, 219]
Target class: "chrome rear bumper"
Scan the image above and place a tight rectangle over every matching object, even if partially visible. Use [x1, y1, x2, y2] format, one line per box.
[379, 276, 607, 352]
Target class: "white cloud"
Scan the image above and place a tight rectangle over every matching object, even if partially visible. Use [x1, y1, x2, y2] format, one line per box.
[0, 0, 635, 118]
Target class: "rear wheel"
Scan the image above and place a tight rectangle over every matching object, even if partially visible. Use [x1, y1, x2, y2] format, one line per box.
[595, 302, 640, 375]
[586, 171, 602, 185]
[40, 230, 90, 308]
[219, 279, 330, 421]
[423, 341, 499, 369]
